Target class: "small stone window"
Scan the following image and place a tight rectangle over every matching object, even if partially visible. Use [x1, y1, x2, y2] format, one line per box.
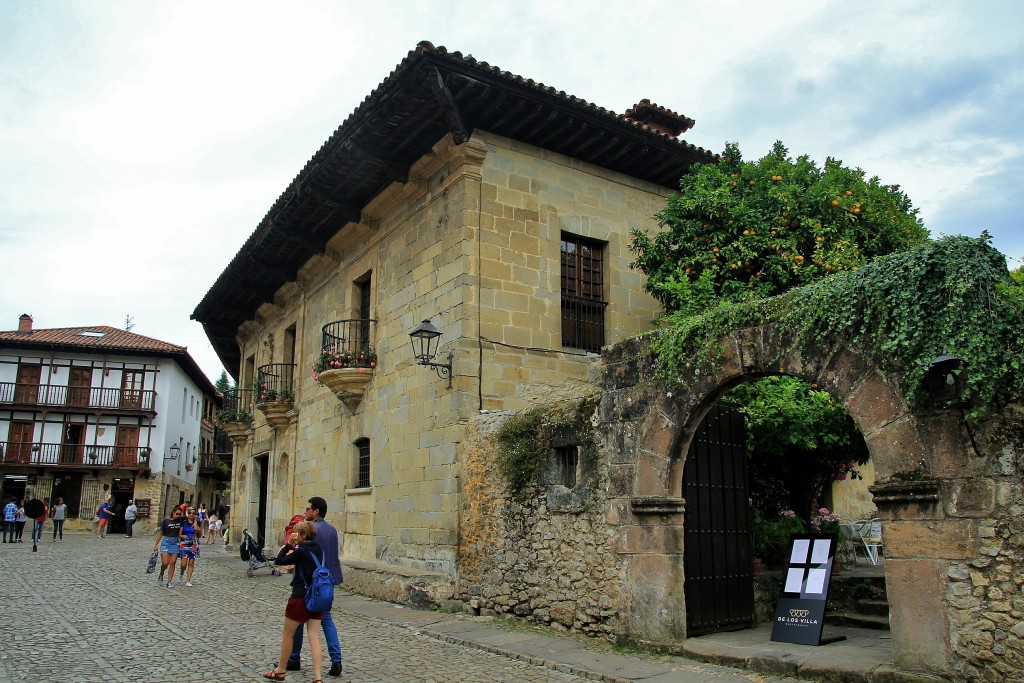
[555, 445, 579, 488]
[355, 438, 370, 488]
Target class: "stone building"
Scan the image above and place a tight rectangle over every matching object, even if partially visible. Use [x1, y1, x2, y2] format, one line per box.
[192, 42, 709, 593]
[193, 43, 1024, 681]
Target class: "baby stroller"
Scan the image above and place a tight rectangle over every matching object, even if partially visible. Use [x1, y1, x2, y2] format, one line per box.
[240, 528, 280, 577]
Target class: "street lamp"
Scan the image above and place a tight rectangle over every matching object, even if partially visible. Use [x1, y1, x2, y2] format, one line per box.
[166, 443, 180, 461]
[409, 319, 453, 389]
[923, 354, 982, 457]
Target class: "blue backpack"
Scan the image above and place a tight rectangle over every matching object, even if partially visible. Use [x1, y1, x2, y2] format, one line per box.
[304, 551, 334, 612]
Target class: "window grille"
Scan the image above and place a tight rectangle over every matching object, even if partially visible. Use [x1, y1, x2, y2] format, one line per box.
[355, 438, 370, 488]
[79, 480, 101, 520]
[560, 234, 607, 352]
[555, 445, 579, 488]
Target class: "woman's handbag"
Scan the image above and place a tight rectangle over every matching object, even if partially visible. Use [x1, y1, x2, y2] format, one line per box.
[146, 551, 159, 574]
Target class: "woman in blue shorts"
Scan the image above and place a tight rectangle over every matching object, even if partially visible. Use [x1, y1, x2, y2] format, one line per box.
[178, 508, 201, 586]
[153, 507, 183, 587]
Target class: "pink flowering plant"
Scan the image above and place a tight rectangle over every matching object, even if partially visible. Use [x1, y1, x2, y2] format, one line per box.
[251, 378, 294, 404]
[312, 346, 377, 384]
[809, 506, 841, 534]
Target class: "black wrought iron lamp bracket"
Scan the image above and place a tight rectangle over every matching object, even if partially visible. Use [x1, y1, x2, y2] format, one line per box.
[419, 351, 454, 389]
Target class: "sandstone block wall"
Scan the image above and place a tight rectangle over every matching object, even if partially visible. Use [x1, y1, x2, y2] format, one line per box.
[224, 131, 669, 592]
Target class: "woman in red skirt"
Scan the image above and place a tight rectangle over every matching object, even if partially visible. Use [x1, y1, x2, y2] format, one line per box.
[263, 521, 324, 682]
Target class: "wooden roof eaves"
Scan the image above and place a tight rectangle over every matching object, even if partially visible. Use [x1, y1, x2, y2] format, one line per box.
[192, 42, 718, 373]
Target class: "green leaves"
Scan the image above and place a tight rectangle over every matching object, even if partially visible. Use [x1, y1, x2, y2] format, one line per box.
[630, 141, 927, 315]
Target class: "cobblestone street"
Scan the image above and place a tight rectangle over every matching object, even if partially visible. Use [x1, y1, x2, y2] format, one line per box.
[0, 533, 594, 683]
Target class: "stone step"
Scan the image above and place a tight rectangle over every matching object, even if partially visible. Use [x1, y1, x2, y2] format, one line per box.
[859, 598, 890, 617]
[826, 610, 890, 631]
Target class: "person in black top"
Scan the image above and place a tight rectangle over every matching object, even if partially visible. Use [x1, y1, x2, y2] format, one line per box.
[263, 521, 325, 682]
[152, 508, 184, 587]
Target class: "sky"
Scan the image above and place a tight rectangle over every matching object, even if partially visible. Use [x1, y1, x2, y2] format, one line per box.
[2, 0, 1021, 384]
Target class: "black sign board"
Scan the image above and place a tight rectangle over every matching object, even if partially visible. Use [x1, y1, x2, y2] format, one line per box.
[770, 533, 846, 646]
[135, 498, 152, 518]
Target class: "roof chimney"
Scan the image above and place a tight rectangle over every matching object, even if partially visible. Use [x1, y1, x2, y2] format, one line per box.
[18, 314, 33, 333]
[623, 99, 695, 138]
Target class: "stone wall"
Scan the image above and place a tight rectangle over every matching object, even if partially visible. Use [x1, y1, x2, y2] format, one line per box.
[942, 407, 1024, 681]
[223, 130, 670, 600]
[457, 413, 625, 638]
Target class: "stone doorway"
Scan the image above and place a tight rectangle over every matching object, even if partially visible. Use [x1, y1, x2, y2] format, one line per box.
[601, 323, 1003, 679]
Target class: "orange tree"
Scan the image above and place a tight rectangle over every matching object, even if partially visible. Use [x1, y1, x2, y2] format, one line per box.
[630, 141, 928, 316]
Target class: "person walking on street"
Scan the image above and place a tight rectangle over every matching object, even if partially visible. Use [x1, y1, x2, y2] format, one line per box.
[31, 498, 48, 544]
[263, 521, 325, 683]
[196, 503, 209, 539]
[153, 507, 183, 587]
[51, 498, 67, 542]
[14, 500, 27, 542]
[3, 497, 18, 543]
[124, 499, 138, 538]
[285, 496, 344, 677]
[177, 507, 201, 586]
[96, 497, 113, 538]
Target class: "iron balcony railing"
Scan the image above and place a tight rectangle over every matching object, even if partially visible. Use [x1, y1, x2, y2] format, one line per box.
[0, 442, 152, 468]
[198, 449, 231, 477]
[0, 382, 156, 412]
[256, 364, 295, 403]
[321, 318, 376, 363]
[217, 388, 254, 423]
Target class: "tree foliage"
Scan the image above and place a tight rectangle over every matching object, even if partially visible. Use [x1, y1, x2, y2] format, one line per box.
[722, 376, 868, 518]
[630, 141, 928, 316]
[215, 370, 232, 394]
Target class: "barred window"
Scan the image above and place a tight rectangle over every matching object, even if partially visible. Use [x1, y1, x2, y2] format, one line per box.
[355, 438, 370, 488]
[560, 233, 607, 352]
[555, 445, 579, 488]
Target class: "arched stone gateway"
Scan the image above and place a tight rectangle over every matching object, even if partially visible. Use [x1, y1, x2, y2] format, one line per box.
[599, 324, 1023, 680]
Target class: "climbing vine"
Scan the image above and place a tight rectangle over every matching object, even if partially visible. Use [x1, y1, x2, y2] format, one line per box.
[648, 234, 1024, 415]
[495, 396, 599, 497]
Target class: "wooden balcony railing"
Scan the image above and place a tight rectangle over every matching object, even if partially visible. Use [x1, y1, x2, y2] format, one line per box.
[0, 382, 156, 412]
[0, 442, 152, 468]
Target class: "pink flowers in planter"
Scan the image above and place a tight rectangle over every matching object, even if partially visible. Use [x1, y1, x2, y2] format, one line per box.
[312, 346, 378, 386]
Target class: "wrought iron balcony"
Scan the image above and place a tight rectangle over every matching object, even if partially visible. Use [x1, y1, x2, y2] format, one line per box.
[255, 364, 295, 404]
[321, 319, 376, 363]
[216, 388, 254, 424]
[0, 442, 151, 469]
[198, 450, 231, 480]
[0, 382, 156, 412]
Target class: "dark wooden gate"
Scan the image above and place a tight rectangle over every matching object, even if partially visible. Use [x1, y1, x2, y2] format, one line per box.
[683, 402, 754, 635]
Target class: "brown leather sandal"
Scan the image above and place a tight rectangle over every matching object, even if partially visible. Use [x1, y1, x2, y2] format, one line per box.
[262, 671, 286, 681]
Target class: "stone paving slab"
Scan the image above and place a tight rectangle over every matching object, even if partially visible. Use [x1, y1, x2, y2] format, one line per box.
[0, 533, 931, 683]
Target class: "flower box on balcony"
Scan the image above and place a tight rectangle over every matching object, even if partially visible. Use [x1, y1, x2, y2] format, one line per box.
[316, 367, 374, 410]
[255, 399, 294, 429]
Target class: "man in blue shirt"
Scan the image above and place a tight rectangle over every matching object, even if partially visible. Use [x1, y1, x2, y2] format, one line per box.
[96, 497, 114, 538]
[2, 497, 17, 543]
[286, 496, 344, 676]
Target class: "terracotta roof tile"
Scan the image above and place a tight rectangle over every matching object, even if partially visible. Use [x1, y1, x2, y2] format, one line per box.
[0, 325, 218, 397]
[0, 325, 185, 353]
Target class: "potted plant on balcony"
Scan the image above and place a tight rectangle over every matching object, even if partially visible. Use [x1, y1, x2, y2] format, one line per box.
[87, 449, 97, 462]
[313, 346, 377, 408]
[253, 378, 294, 429]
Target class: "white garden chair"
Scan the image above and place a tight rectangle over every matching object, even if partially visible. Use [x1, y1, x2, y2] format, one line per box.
[851, 518, 883, 565]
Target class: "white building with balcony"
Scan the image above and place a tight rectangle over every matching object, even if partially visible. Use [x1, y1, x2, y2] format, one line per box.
[0, 314, 219, 533]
